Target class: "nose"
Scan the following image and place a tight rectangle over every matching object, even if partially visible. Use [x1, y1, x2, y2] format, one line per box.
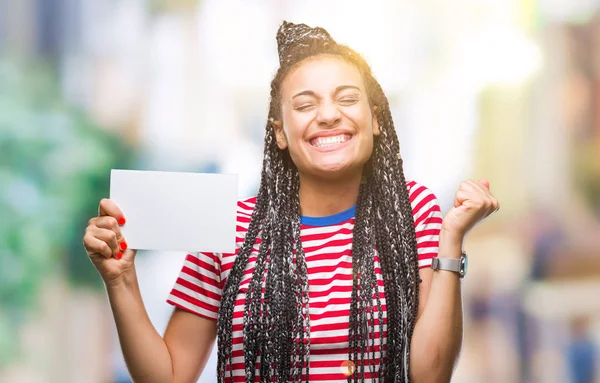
[316, 100, 341, 127]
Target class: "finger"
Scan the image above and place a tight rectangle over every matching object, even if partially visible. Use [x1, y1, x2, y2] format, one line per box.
[91, 216, 124, 242]
[87, 226, 120, 256]
[466, 180, 489, 196]
[459, 182, 493, 212]
[472, 180, 496, 210]
[98, 198, 126, 225]
[88, 217, 127, 253]
[83, 233, 113, 259]
[491, 197, 500, 212]
[93, 216, 129, 255]
[454, 190, 470, 208]
[468, 181, 496, 208]
[479, 195, 499, 216]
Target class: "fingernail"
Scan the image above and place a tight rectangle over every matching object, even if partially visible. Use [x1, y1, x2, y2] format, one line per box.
[118, 217, 126, 225]
[120, 241, 127, 251]
[117, 251, 123, 260]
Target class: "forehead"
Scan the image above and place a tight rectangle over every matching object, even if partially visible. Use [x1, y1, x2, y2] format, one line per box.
[280, 55, 364, 96]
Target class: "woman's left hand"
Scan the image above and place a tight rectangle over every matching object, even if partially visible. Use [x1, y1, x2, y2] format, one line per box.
[441, 179, 499, 241]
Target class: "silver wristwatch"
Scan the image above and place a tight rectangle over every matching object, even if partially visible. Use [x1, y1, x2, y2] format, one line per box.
[431, 251, 468, 278]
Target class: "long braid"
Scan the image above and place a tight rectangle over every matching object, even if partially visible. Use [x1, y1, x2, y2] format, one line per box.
[363, 180, 383, 379]
[291, 178, 312, 381]
[217, 21, 420, 383]
[370, 98, 420, 380]
[289, 173, 311, 381]
[217, 156, 270, 380]
[371, 80, 421, 380]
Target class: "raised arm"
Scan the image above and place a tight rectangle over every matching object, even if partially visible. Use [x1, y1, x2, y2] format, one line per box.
[410, 180, 499, 382]
[84, 199, 216, 382]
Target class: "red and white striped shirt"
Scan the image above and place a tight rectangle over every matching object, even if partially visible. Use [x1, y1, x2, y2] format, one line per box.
[167, 180, 442, 382]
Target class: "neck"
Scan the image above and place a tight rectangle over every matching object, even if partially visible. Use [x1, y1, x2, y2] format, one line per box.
[298, 171, 362, 217]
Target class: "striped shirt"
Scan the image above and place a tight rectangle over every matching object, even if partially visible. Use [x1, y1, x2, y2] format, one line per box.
[167, 180, 442, 382]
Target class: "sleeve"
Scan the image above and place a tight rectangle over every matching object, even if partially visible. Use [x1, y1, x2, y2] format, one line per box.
[166, 196, 256, 320]
[166, 251, 223, 320]
[407, 181, 443, 269]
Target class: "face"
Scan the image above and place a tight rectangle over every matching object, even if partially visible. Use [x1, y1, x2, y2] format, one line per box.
[273, 55, 380, 180]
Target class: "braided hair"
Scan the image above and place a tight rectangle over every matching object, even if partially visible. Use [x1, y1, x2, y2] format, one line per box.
[216, 21, 420, 382]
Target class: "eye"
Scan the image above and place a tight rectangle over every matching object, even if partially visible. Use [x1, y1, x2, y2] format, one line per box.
[294, 104, 316, 112]
[338, 96, 359, 106]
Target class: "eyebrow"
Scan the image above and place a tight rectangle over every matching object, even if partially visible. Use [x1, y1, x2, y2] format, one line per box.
[292, 85, 362, 99]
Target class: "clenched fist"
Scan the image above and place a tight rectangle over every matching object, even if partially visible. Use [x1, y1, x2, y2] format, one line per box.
[442, 180, 499, 240]
[83, 199, 137, 285]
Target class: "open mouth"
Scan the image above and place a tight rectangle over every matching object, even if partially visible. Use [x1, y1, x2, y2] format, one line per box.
[309, 134, 352, 148]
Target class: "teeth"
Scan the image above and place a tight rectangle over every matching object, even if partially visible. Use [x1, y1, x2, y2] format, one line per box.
[312, 134, 349, 147]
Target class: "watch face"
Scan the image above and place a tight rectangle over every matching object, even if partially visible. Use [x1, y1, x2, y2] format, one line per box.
[460, 254, 468, 277]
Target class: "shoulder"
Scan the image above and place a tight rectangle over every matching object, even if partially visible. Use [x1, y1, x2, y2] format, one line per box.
[405, 180, 439, 204]
[405, 180, 442, 224]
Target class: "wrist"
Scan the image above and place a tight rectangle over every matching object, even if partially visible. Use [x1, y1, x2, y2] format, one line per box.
[439, 229, 464, 259]
[104, 268, 138, 293]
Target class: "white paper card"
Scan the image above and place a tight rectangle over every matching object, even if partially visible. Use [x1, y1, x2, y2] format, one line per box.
[110, 169, 238, 253]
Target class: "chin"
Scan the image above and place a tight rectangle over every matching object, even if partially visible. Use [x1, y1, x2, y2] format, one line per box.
[310, 162, 358, 179]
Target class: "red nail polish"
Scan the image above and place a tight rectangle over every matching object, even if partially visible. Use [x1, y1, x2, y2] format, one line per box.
[117, 251, 123, 259]
[120, 241, 127, 251]
[118, 217, 126, 225]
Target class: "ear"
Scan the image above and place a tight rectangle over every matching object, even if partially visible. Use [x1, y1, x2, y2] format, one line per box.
[272, 119, 288, 149]
[371, 108, 380, 136]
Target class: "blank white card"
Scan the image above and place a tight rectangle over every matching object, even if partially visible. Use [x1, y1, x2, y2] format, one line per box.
[109, 169, 238, 253]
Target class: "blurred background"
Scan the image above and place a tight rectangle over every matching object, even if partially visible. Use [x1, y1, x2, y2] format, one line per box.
[1, 0, 600, 382]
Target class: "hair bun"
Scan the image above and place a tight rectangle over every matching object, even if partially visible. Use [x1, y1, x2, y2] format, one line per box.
[276, 21, 337, 67]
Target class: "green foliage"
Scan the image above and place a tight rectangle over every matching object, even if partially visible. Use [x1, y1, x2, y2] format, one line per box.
[0, 58, 133, 367]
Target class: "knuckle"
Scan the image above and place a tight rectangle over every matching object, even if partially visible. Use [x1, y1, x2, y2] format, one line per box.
[92, 241, 103, 252]
[89, 243, 103, 255]
[100, 242, 111, 255]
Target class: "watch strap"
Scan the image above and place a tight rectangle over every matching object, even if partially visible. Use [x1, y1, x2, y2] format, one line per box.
[433, 257, 460, 273]
[432, 257, 461, 273]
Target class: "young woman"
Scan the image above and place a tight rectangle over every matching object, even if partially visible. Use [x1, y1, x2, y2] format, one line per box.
[83, 21, 499, 383]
